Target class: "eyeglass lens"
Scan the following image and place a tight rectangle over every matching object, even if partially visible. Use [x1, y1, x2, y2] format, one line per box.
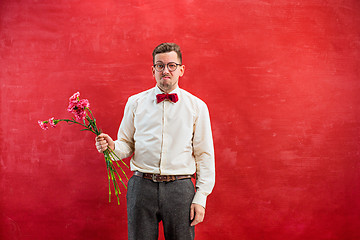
[154, 62, 180, 72]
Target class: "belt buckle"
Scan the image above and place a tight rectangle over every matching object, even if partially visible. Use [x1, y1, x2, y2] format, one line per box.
[152, 174, 159, 182]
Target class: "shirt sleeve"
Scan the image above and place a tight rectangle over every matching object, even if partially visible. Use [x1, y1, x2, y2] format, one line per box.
[191, 101, 215, 208]
[113, 97, 136, 159]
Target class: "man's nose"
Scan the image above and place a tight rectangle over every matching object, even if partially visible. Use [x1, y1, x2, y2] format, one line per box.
[162, 65, 170, 73]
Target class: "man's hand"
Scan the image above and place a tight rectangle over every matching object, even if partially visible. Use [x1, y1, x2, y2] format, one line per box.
[95, 133, 115, 153]
[190, 203, 205, 226]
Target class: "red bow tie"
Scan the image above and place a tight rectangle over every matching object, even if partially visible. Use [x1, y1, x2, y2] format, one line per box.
[156, 93, 179, 103]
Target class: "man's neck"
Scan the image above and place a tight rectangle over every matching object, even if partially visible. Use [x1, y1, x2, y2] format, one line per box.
[157, 85, 178, 94]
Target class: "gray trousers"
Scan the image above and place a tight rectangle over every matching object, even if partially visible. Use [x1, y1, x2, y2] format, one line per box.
[126, 174, 195, 240]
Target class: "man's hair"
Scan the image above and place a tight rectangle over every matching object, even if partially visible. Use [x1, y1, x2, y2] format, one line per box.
[152, 43, 182, 64]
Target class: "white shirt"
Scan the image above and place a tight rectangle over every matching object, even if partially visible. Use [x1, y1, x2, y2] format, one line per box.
[113, 86, 215, 207]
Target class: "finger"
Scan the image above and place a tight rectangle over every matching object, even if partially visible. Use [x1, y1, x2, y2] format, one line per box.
[98, 133, 107, 138]
[96, 133, 108, 141]
[96, 144, 103, 153]
[96, 140, 105, 146]
[191, 213, 204, 226]
[95, 141, 107, 153]
[190, 205, 195, 221]
[190, 219, 198, 226]
[95, 137, 105, 144]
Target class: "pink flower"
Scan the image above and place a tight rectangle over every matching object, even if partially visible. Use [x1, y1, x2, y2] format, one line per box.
[67, 104, 86, 121]
[67, 101, 75, 112]
[69, 92, 80, 103]
[38, 120, 49, 130]
[67, 92, 90, 121]
[48, 117, 57, 128]
[79, 99, 90, 108]
[73, 109, 86, 121]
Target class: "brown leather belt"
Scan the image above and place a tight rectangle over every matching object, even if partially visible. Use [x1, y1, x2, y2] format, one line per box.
[134, 171, 194, 182]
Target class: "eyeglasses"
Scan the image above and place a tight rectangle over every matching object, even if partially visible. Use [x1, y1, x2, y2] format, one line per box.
[153, 62, 182, 72]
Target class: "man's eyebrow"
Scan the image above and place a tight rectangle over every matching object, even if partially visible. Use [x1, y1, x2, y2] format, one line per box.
[155, 61, 178, 64]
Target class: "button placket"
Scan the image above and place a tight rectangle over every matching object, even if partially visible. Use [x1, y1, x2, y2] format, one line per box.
[160, 101, 166, 174]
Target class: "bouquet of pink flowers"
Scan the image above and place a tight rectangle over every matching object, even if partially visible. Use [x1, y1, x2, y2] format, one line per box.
[38, 92, 128, 205]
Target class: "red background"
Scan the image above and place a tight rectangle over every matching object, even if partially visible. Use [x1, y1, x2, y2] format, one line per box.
[1, 0, 360, 239]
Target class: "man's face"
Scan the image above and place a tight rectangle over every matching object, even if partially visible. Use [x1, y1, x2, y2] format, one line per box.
[152, 51, 185, 93]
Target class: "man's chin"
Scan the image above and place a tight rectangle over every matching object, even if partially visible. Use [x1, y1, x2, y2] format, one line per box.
[158, 84, 174, 93]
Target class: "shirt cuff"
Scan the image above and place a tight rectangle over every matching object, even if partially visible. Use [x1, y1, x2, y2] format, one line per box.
[110, 142, 121, 161]
[192, 191, 208, 208]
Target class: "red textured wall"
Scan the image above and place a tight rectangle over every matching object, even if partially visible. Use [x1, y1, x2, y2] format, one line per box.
[1, 0, 360, 239]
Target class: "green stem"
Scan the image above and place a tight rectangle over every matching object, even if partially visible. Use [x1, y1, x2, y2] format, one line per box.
[57, 119, 97, 135]
[86, 108, 101, 135]
[106, 161, 112, 203]
[105, 150, 127, 189]
[109, 165, 121, 205]
[108, 150, 129, 182]
[108, 148, 130, 169]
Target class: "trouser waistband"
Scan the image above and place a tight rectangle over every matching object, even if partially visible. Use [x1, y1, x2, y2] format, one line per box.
[133, 171, 194, 182]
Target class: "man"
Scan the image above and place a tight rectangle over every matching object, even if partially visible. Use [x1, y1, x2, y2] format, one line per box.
[95, 43, 215, 240]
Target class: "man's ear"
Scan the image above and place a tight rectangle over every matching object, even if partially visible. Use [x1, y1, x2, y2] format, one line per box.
[179, 65, 185, 77]
[152, 66, 156, 77]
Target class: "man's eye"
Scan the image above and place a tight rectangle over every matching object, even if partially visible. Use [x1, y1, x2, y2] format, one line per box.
[168, 64, 176, 68]
[157, 64, 164, 68]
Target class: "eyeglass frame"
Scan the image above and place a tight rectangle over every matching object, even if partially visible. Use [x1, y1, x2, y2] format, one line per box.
[153, 62, 182, 72]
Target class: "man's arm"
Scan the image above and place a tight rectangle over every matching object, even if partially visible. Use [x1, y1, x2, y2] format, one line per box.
[190, 101, 215, 225]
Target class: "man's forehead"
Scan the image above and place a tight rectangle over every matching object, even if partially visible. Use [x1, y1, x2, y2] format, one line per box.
[154, 51, 180, 62]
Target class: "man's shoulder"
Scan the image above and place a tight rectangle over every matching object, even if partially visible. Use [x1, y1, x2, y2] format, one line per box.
[127, 87, 155, 103]
[179, 88, 207, 106]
